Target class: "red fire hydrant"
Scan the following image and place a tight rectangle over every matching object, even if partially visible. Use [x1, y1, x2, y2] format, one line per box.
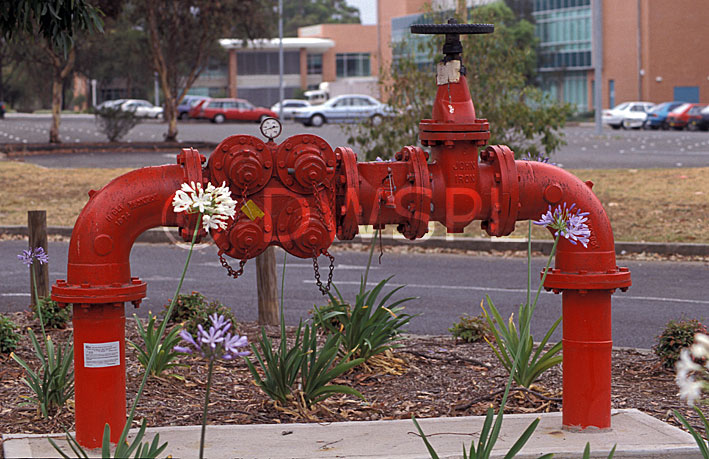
[54, 21, 629, 447]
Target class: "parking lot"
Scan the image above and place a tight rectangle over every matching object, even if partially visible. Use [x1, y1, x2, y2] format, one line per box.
[1, 114, 708, 169]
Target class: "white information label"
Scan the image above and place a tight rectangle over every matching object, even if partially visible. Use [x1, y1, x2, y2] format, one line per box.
[84, 341, 120, 368]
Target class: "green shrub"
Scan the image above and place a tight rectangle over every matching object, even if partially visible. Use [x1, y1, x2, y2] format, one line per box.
[449, 314, 491, 343]
[33, 297, 70, 329]
[12, 330, 74, 418]
[313, 278, 416, 363]
[128, 314, 186, 379]
[162, 292, 236, 336]
[654, 318, 707, 369]
[94, 106, 141, 142]
[0, 314, 21, 354]
[245, 321, 364, 408]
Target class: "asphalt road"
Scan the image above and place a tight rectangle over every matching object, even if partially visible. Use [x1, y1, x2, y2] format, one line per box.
[2, 114, 708, 169]
[2, 239, 707, 349]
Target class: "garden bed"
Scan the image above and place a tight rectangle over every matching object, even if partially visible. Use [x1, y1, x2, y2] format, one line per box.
[0, 310, 702, 455]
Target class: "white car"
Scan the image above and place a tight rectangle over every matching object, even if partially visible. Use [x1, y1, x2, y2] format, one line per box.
[602, 102, 655, 130]
[292, 94, 393, 127]
[270, 99, 310, 120]
[120, 99, 163, 119]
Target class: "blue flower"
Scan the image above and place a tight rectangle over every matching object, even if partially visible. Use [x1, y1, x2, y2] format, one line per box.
[222, 333, 249, 360]
[17, 247, 49, 267]
[175, 314, 248, 361]
[534, 202, 591, 248]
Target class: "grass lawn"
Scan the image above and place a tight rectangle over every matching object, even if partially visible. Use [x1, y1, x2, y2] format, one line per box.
[1, 161, 707, 243]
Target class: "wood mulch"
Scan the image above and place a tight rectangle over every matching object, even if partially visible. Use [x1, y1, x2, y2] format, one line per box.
[0, 310, 703, 456]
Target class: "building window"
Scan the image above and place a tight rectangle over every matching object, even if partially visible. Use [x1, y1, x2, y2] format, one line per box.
[336, 53, 370, 78]
[307, 54, 322, 75]
[237, 51, 300, 75]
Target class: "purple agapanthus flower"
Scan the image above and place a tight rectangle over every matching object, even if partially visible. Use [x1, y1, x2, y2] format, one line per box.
[174, 313, 249, 361]
[534, 202, 591, 248]
[222, 333, 250, 360]
[17, 247, 49, 266]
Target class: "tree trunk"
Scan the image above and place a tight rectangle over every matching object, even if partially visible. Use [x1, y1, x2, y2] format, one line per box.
[46, 47, 75, 144]
[164, 95, 178, 141]
[255, 247, 279, 325]
[146, 2, 178, 142]
[49, 76, 62, 143]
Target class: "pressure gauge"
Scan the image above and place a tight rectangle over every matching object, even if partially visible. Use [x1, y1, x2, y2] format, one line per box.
[260, 117, 282, 141]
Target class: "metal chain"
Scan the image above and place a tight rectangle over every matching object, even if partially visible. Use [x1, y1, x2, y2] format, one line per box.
[312, 250, 335, 295]
[311, 180, 332, 231]
[219, 252, 247, 280]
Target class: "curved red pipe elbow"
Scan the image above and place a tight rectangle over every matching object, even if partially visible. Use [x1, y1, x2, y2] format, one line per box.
[63, 164, 187, 288]
[516, 160, 620, 276]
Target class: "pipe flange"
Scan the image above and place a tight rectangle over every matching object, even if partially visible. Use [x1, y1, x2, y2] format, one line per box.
[419, 119, 490, 146]
[52, 277, 147, 304]
[480, 145, 519, 237]
[334, 147, 361, 240]
[276, 134, 336, 194]
[395, 146, 432, 240]
[209, 135, 273, 196]
[542, 267, 632, 292]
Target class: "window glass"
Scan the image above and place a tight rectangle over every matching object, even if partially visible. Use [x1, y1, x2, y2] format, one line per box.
[335, 53, 371, 78]
[307, 54, 322, 75]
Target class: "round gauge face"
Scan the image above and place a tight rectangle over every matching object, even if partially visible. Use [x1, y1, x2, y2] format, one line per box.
[260, 117, 282, 140]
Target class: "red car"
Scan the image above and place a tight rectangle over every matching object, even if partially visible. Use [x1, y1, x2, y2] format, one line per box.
[189, 98, 277, 124]
[666, 103, 702, 130]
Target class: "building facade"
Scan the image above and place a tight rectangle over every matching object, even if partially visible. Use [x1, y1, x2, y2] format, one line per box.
[186, 0, 708, 111]
[534, 0, 709, 112]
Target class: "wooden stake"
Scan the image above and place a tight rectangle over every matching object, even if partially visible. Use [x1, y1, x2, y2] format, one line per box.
[255, 246, 279, 325]
[28, 210, 49, 306]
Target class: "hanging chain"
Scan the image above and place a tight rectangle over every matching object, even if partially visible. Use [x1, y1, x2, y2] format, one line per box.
[313, 249, 335, 295]
[310, 178, 335, 295]
[215, 186, 251, 280]
[219, 252, 248, 280]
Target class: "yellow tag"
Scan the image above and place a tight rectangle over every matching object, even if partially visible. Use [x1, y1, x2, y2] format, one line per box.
[241, 199, 265, 221]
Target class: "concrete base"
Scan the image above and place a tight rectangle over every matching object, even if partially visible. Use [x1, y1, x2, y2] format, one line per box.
[2, 409, 702, 458]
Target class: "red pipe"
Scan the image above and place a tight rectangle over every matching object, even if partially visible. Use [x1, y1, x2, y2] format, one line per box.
[516, 161, 630, 429]
[53, 150, 204, 447]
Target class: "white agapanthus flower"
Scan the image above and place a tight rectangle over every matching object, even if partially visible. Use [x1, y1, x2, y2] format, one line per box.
[676, 334, 709, 406]
[172, 181, 237, 230]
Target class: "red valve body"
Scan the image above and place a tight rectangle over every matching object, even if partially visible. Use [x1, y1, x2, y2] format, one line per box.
[55, 45, 630, 447]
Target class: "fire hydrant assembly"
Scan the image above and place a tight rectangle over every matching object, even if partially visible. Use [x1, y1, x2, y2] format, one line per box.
[53, 22, 630, 447]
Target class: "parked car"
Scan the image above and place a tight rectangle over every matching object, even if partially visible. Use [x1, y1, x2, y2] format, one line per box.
[120, 99, 163, 118]
[681, 104, 707, 131]
[95, 99, 126, 111]
[601, 101, 655, 129]
[643, 101, 684, 129]
[292, 94, 393, 127]
[189, 98, 277, 123]
[688, 105, 709, 131]
[270, 99, 310, 120]
[177, 95, 207, 120]
[666, 103, 703, 130]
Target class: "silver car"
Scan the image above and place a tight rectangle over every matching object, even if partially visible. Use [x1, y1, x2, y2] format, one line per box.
[292, 94, 392, 127]
[270, 99, 310, 120]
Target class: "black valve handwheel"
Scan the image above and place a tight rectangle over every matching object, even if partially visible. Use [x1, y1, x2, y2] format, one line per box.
[410, 23, 494, 35]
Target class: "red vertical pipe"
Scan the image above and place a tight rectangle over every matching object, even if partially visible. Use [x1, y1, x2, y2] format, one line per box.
[561, 290, 613, 429]
[72, 303, 127, 447]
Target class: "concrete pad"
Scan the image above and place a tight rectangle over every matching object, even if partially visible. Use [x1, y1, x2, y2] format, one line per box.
[3, 409, 701, 458]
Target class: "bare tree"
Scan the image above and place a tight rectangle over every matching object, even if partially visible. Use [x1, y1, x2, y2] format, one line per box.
[138, 0, 271, 141]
